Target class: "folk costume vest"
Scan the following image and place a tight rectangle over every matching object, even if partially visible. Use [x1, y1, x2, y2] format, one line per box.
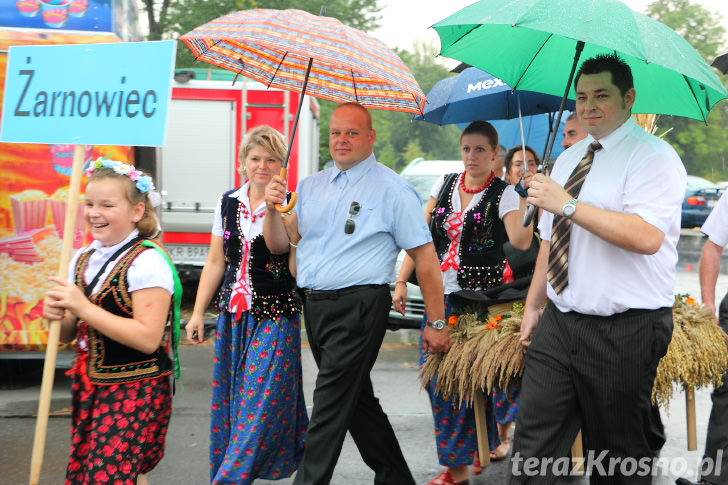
[74, 241, 172, 385]
[218, 188, 300, 322]
[431, 173, 509, 290]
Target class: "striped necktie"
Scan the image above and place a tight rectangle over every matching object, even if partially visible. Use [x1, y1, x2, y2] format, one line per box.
[547, 140, 602, 294]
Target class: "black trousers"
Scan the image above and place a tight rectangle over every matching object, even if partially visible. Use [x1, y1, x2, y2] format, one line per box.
[698, 294, 728, 485]
[293, 285, 415, 485]
[509, 302, 673, 485]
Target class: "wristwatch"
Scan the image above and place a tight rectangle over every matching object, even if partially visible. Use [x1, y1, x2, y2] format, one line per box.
[561, 198, 578, 219]
[427, 319, 446, 330]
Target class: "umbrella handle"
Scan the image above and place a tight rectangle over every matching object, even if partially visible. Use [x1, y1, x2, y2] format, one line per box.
[274, 167, 298, 213]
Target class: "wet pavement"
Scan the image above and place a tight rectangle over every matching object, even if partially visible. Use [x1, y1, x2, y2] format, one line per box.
[1, 229, 727, 484]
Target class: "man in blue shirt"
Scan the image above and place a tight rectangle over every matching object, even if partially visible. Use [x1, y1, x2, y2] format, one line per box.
[264, 102, 448, 485]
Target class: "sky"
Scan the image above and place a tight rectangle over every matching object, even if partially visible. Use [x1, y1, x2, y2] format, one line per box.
[372, 0, 728, 61]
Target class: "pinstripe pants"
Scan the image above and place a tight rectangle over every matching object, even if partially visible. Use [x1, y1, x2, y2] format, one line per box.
[509, 302, 673, 484]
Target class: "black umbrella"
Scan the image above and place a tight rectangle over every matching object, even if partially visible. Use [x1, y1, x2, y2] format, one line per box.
[712, 49, 728, 74]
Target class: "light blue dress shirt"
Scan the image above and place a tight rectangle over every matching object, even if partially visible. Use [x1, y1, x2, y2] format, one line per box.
[294, 154, 431, 290]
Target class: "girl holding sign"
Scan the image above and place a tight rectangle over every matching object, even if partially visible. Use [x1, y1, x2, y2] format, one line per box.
[43, 160, 179, 485]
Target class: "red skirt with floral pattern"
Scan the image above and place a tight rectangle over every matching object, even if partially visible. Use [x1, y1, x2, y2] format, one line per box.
[65, 369, 172, 485]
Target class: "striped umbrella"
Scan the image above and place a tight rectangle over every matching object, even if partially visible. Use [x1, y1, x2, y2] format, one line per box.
[180, 9, 426, 114]
[181, 8, 426, 212]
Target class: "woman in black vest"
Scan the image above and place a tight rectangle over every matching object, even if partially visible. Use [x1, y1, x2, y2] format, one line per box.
[394, 121, 533, 485]
[185, 126, 307, 485]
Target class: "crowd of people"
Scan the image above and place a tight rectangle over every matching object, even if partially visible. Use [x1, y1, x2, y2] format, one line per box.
[42, 52, 728, 485]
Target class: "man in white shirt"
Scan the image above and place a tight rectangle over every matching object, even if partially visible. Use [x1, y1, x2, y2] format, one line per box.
[509, 53, 686, 484]
[677, 194, 728, 485]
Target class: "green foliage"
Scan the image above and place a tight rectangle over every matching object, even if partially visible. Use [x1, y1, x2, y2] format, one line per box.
[644, 0, 728, 180]
[645, 0, 724, 59]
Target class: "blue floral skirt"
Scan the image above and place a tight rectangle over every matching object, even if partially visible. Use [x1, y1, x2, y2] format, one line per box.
[209, 310, 308, 484]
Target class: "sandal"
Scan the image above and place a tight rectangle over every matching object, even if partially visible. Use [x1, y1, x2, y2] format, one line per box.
[472, 452, 484, 476]
[489, 438, 511, 461]
[427, 469, 469, 485]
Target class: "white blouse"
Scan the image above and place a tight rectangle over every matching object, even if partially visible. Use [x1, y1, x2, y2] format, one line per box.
[67, 229, 175, 295]
[212, 182, 267, 313]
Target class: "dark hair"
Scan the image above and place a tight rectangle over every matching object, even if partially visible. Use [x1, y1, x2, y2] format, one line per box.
[461, 120, 498, 149]
[504, 145, 541, 174]
[87, 168, 159, 239]
[574, 53, 633, 97]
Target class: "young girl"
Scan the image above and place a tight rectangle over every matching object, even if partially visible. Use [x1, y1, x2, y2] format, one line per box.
[43, 159, 180, 485]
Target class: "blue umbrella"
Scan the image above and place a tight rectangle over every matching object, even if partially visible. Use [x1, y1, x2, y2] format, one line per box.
[489, 113, 568, 160]
[413, 67, 575, 125]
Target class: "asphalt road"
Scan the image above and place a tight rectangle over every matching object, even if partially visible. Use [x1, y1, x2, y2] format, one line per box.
[0, 330, 722, 485]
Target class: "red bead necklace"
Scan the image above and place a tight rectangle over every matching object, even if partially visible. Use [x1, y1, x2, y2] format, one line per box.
[459, 171, 495, 194]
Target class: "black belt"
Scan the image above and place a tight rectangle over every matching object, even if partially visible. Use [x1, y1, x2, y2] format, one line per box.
[300, 284, 387, 301]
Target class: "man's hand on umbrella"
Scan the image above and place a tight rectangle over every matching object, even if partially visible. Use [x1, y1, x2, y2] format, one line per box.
[265, 175, 288, 211]
[526, 173, 571, 214]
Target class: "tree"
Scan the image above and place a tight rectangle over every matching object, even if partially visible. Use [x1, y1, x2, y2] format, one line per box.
[643, 0, 728, 179]
[645, 0, 724, 60]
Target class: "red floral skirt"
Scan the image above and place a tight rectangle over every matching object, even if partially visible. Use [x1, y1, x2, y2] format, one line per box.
[65, 371, 172, 484]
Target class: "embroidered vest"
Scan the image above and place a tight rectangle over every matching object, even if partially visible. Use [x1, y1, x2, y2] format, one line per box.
[218, 188, 300, 322]
[431, 173, 509, 290]
[74, 241, 172, 385]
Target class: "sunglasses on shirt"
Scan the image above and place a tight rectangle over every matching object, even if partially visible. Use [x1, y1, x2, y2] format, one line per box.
[344, 201, 361, 235]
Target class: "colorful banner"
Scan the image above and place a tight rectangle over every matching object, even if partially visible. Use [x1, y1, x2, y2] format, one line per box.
[0, 0, 140, 41]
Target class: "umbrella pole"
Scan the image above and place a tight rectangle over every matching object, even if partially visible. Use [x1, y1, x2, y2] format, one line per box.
[29, 144, 86, 485]
[523, 40, 584, 227]
[274, 57, 313, 213]
[274, 5, 325, 214]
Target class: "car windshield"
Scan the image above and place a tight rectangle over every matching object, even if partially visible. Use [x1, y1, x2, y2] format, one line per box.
[403, 174, 440, 204]
[686, 175, 720, 191]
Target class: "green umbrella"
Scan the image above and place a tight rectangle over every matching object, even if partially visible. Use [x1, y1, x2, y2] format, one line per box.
[433, 0, 727, 123]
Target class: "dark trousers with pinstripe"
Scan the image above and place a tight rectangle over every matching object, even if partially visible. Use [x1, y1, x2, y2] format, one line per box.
[509, 302, 673, 484]
[292, 285, 415, 485]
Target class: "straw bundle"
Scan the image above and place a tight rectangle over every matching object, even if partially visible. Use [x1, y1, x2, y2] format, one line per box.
[421, 296, 728, 410]
[633, 113, 672, 138]
[420, 301, 526, 406]
[652, 296, 728, 410]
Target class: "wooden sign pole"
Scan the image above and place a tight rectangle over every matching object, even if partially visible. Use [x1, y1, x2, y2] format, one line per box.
[29, 144, 86, 485]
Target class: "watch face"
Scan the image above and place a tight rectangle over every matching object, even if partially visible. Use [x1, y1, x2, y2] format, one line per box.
[429, 319, 445, 330]
[563, 202, 576, 218]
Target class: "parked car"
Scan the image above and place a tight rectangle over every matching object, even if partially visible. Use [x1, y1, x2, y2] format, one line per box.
[388, 159, 463, 329]
[399, 158, 464, 206]
[682, 175, 724, 228]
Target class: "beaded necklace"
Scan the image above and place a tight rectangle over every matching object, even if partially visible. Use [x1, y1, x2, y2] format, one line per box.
[239, 203, 266, 223]
[460, 171, 495, 194]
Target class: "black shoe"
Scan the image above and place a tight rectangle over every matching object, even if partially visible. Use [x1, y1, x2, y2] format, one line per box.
[675, 479, 710, 485]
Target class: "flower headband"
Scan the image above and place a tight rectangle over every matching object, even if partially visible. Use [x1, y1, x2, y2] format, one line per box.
[85, 158, 156, 194]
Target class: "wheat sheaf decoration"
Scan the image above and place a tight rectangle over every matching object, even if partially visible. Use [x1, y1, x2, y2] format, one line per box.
[421, 296, 728, 410]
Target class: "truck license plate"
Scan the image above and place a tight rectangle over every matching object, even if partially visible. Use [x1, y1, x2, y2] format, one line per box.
[166, 244, 209, 264]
